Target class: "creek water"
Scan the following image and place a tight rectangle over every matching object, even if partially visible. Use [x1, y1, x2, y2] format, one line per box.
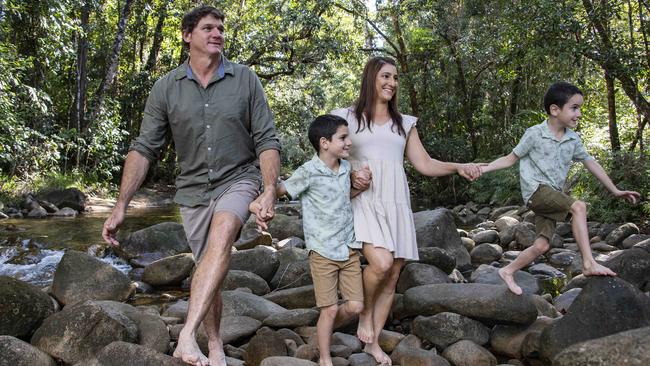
[0, 206, 182, 286]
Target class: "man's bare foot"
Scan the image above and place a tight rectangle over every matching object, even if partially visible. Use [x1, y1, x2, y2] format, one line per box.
[364, 343, 391, 365]
[208, 338, 226, 366]
[498, 268, 523, 295]
[583, 262, 616, 277]
[318, 358, 334, 366]
[173, 331, 210, 366]
[356, 312, 374, 344]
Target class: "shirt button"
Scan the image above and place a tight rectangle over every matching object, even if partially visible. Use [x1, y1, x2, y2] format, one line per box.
[209, 169, 213, 172]
[204, 103, 209, 107]
[207, 147, 212, 151]
[206, 125, 211, 129]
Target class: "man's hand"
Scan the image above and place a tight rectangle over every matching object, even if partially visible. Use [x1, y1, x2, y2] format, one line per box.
[457, 163, 485, 181]
[250, 190, 276, 231]
[102, 207, 126, 246]
[351, 165, 372, 191]
[614, 189, 641, 204]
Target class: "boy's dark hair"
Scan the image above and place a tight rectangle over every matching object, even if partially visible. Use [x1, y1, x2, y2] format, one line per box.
[308, 114, 348, 153]
[181, 6, 225, 45]
[543, 81, 583, 114]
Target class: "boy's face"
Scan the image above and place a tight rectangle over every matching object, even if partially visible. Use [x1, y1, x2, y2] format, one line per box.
[320, 125, 352, 159]
[551, 93, 583, 129]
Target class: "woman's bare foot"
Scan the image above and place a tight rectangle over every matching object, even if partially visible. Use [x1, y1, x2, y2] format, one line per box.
[583, 261, 616, 277]
[363, 343, 391, 365]
[498, 268, 523, 295]
[208, 338, 226, 366]
[356, 312, 374, 344]
[173, 330, 210, 366]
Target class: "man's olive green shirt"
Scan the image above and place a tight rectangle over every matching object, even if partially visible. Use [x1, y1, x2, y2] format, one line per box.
[129, 57, 281, 207]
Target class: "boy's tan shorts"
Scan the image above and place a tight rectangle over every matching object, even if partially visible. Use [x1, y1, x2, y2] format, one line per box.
[527, 184, 576, 240]
[309, 249, 363, 308]
[180, 179, 261, 262]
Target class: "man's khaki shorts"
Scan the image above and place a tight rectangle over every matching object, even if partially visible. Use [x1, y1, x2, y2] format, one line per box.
[527, 184, 576, 240]
[180, 179, 261, 262]
[309, 249, 363, 308]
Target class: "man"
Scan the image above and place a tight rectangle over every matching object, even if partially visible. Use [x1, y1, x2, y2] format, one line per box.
[102, 5, 280, 366]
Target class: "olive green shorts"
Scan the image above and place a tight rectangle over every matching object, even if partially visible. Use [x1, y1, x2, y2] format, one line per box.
[527, 184, 576, 240]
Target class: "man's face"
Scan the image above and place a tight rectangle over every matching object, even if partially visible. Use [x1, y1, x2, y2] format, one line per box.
[182, 15, 225, 57]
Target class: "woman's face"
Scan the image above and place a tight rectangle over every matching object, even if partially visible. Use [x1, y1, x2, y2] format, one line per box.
[374, 63, 398, 103]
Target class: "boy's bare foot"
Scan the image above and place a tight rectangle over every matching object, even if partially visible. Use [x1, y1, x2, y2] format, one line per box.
[208, 338, 226, 366]
[356, 313, 374, 344]
[583, 262, 616, 277]
[364, 343, 392, 365]
[173, 331, 210, 366]
[498, 268, 523, 295]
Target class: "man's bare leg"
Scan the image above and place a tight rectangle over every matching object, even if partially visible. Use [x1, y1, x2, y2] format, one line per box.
[570, 200, 616, 277]
[174, 212, 241, 366]
[498, 236, 550, 295]
[357, 244, 393, 344]
[204, 294, 226, 366]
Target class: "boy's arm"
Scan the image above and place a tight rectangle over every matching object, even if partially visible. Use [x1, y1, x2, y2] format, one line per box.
[583, 159, 641, 203]
[249, 182, 288, 231]
[481, 152, 519, 174]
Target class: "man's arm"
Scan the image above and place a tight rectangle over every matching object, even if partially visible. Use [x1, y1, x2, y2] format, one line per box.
[583, 159, 640, 203]
[480, 152, 520, 174]
[251, 149, 281, 228]
[102, 150, 152, 246]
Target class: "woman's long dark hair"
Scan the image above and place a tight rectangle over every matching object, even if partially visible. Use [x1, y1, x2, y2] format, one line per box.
[353, 56, 405, 136]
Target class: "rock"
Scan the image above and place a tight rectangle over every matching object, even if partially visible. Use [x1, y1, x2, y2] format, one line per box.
[597, 223, 619, 239]
[469, 264, 540, 295]
[0, 335, 57, 366]
[31, 300, 138, 364]
[378, 329, 405, 353]
[263, 285, 316, 309]
[415, 247, 456, 274]
[264, 213, 304, 240]
[605, 223, 640, 247]
[244, 327, 288, 366]
[602, 247, 650, 290]
[634, 238, 650, 252]
[472, 230, 499, 244]
[260, 357, 317, 366]
[294, 343, 319, 361]
[37, 200, 58, 213]
[223, 270, 270, 295]
[494, 216, 519, 232]
[161, 300, 188, 321]
[490, 206, 522, 221]
[441, 340, 497, 366]
[230, 246, 280, 283]
[234, 228, 273, 250]
[142, 253, 194, 286]
[460, 237, 475, 252]
[396, 263, 451, 293]
[530, 295, 561, 318]
[216, 316, 262, 346]
[390, 334, 451, 366]
[37, 188, 86, 212]
[0, 276, 55, 338]
[414, 208, 471, 270]
[277, 236, 306, 250]
[528, 263, 566, 279]
[553, 325, 650, 366]
[263, 309, 319, 328]
[348, 352, 378, 365]
[499, 223, 535, 248]
[27, 206, 48, 218]
[591, 241, 617, 252]
[51, 250, 133, 306]
[412, 312, 490, 349]
[470, 244, 503, 264]
[621, 234, 650, 249]
[269, 247, 312, 290]
[403, 283, 538, 325]
[52, 207, 78, 217]
[94, 341, 185, 365]
[330, 343, 353, 358]
[117, 222, 190, 266]
[332, 332, 362, 353]
[490, 316, 554, 359]
[553, 288, 581, 314]
[222, 290, 287, 321]
[549, 251, 577, 266]
[539, 277, 650, 361]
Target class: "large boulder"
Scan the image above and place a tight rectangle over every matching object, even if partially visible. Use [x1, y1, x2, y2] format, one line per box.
[223, 270, 270, 295]
[603, 247, 650, 291]
[116, 222, 190, 266]
[263, 309, 319, 328]
[244, 327, 288, 366]
[539, 276, 650, 361]
[396, 263, 451, 293]
[142, 253, 194, 287]
[37, 188, 86, 212]
[31, 300, 138, 364]
[489, 316, 554, 359]
[269, 247, 312, 290]
[0, 335, 57, 366]
[263, 285, 316, 309]
[469, 264, 540, 295]
[264, 213, 304, 240]
[230, 246, 280, 283]
[93, 341, 185, 366]
[412, 312, 490, 350]
[553, 326, 650, 366]
[51, 250, 133, 306]
[441, 340, 497, 366]
[605, 223, 640, 247]
[413, 208, 471, 270]
[0, 276, 55, 338]
[415, 247, 456, 274]
[222, 290, 287, 321]
[403, 283, 538, 325]
[470, 243, 503, 264]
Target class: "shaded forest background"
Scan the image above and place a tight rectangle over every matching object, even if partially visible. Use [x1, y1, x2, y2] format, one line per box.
[1, 0, 649, 222]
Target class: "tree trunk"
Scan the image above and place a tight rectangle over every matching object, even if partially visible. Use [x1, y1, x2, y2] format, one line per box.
[73, 2, 91, 135]
[92, 0, 135, 120]
[605, 70, 620, 151]
[390, 1, 419, 117]
[145, 0, 170, 72]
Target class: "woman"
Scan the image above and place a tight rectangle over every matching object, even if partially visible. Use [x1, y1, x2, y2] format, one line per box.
[331, 57, 480, 365]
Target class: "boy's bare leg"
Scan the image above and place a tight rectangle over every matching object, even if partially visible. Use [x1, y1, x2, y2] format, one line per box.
[317, 304, 338, 366]
[174, 212, 241, 366]
[357, 245, 393, 344]
[570, 201, 616, 276]
[499, 237, 550, 295]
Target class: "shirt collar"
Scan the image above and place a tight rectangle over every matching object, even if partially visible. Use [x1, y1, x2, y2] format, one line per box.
[540, 120, 578, 142]
[310, 154, 349, 176]
[175, 55, 234, 81]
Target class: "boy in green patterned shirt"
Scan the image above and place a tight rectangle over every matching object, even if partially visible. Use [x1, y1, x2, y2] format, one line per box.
[480, 82, 640, 295]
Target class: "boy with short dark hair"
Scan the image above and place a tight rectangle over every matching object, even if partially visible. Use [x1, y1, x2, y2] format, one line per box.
[252, 114, 368, 366]
[481, 81, 640, 295]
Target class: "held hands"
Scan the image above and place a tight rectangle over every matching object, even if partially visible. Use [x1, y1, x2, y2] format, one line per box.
[351, 165, 373, 191]
[613, 189, 642, 204]
[457, 163, 486, 181]
[249, 190, 276, 231]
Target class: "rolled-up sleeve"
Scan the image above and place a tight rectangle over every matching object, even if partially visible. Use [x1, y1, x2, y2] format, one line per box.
[513, 129, 533, 158]
[572, 139, 593, 162]
[129, 79, 169, 162]
[248, 70, 281, 157]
